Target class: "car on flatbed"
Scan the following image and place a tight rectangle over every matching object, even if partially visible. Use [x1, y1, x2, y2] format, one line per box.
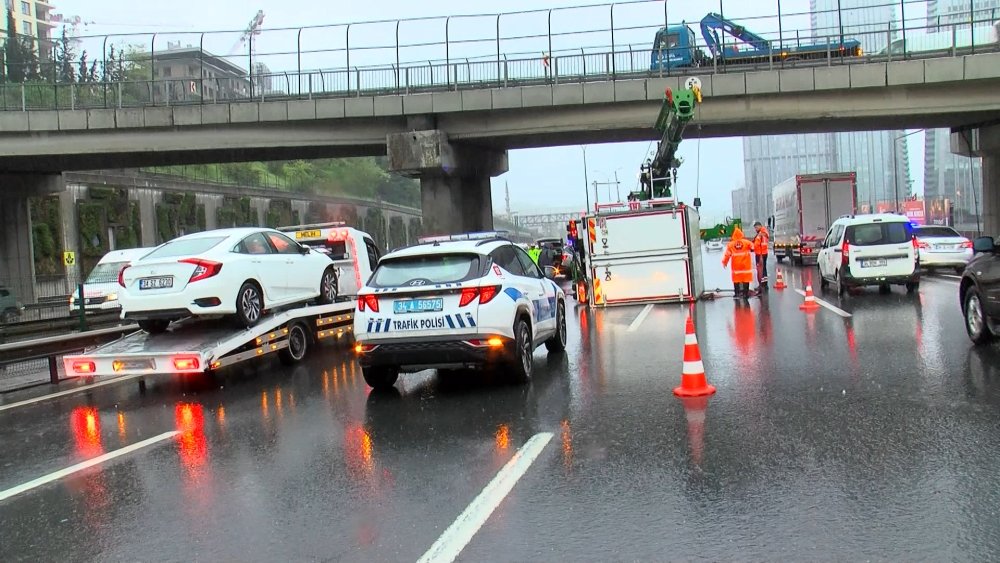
[119, 227, 338, 334]
[353, 231, 567, 389]
[960, 235, 1000, 345]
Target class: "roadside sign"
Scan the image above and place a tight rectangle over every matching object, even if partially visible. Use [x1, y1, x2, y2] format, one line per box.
[63, 251, 76, 266]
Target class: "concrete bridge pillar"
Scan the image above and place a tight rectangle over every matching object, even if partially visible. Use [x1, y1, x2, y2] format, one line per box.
[0, 173, 65, 305]
[387, 130, 507, 235]
[952, 125, 1000, 237]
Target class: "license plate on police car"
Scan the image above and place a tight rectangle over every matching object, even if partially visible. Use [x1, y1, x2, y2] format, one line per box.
[139, 276, 173, 290]
[393, 298, 443, 314]
[295, 230, 322, 240]
[860, 259, 887, 268]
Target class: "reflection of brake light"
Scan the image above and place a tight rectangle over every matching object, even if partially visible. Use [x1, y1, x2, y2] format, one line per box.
[460, 285, 501, 307]
[328, 229, 350, 242]
[172, 356, 200, 371]
[118, 265, 129, 288]
[72, 360, 96, 374]
[358, 294, 379, 312]
[354, 343, 378, 354]
[464, 338, 505, 348]
[179, 258, 223, 283]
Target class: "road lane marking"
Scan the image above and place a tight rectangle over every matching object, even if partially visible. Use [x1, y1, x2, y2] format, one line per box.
[0, 373, 148, 413]
[794, 288, 852, 318]
[626, 304, 655, 332]
[0, 431, 179, 503]
[417, 432, 553, 563]
[928, 274, 961, 281]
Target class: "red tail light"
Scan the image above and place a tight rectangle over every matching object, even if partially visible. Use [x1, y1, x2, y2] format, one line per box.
[916, 239, 930, 249]
[172, 356, 200, 371]
[118, 265, 129, 288]
[358, 294, 379, 313]
[961, 240, 973, 249]
[841, 240, 850, 266]
[459, 285, 502, 307]
[72, 360, 96, 374]
[179, 258, 223, 283]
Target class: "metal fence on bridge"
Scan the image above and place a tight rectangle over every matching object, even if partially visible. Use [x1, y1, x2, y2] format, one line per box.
[0, 1, 997, 111]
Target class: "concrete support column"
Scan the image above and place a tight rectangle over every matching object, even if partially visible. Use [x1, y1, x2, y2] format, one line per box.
[387, 129, 508, 235]
[0, 173, 65, 305]
[953, 124, 1000, 237]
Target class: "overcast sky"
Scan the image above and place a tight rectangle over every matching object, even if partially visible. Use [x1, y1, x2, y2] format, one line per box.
[55, 0, 926, 225]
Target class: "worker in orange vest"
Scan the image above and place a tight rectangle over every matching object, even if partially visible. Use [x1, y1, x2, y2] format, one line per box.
[722, 226, 755, 299]
[752, 220, 771, 290]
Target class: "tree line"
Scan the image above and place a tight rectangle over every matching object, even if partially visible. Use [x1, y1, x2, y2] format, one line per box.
[1, 10, 143, 84]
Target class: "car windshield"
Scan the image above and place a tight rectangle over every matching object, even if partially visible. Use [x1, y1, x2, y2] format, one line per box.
[86, 261, 129, 284]
[371, 254, 482, 287]
[915, 226, 962, 238]
[846, 222, 911, 246]
[143, 236, 227, 260]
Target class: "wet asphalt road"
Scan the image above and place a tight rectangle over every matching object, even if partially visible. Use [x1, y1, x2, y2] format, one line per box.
[2, 251, 1000, 562]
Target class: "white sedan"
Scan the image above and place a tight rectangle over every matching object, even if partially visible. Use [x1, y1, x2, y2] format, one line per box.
[119, 228, 338, 334]
[913, 225, 973, 274]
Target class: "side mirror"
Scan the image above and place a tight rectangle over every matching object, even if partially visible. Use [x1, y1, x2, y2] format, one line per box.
[299, 245, 310, 254]
[973, 236, 995, 254]
[543, 266, 557, 279]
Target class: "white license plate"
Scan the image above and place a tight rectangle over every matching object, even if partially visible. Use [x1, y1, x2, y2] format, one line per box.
[139, 276, 173, 290]
[933, 244, 956, 251]
[860, 259, 887, 268]
[393, 298, 444, 314]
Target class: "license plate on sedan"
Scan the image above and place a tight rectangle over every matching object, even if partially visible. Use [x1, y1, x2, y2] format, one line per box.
[393, 298, 443, 314]
[860, 259, 887, 268]
[138, 276, 173, 290]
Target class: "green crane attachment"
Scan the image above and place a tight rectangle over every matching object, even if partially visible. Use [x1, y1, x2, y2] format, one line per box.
[633, 78, 703, 201]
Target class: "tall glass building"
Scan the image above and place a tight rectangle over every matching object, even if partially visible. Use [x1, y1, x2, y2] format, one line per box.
[740, 0, 911, 220]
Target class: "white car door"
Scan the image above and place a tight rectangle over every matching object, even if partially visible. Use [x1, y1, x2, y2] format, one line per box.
[266, 231, 316, 300]
[514, 246, 557, 339]
[818, 227, 835, 279]
[490, 245, 546, 336]
[240, 233, 287, 303]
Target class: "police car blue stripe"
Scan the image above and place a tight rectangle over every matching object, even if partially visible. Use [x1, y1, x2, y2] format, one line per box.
[367, 319, 375, 332]
[465, 313, 476, 327]
[446, 315, 455, 329]
[455, 314, 466, 328]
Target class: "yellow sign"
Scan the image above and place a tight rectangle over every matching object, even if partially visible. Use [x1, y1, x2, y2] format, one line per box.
[63, 251, 76, 266]
[295, 230, 322, 240]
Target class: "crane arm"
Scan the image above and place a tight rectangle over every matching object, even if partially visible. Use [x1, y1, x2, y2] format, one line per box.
[633, 81, 702, 201]
[699, 12, 770, 57]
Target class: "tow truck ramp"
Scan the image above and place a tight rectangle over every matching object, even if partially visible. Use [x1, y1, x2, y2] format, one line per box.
[63, 303, 355, 378]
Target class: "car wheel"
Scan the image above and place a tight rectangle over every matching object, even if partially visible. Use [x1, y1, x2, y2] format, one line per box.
[545, 301, 567, 353]
[905, 281, 919, 294]
[279, 323, 310, 366]
[964, 288, 996, 345]
[362, 366, 399, 390]
[879, 284, 891, 294]
[137, 319, 170, 334]
[236, 281, 263, 328]
[507, 317, 533, 384]
[820, 274, 830, 290]
[835, 271, 846, 296]
[318, 267, 338, 305]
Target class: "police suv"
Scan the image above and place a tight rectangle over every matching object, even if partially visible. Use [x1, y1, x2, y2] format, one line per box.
[353, 231, 567, 389]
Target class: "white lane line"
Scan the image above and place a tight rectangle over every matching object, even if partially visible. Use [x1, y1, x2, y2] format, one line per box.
[929, 273, 962, 281]
[626, 304, 655, 332]
[417, 432, 553, 563]
[0, 373, 148, 413]
[794, 288, 852, 318]
[0, 431, 179, 503]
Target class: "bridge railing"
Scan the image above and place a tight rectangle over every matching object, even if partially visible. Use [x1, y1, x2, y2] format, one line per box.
[0, 2, 997, 112]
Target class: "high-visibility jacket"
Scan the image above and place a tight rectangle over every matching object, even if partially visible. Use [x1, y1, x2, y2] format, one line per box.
[722, 227, 754, 283]
[527, 248, 541, 263]
[752, 226, 770, 255]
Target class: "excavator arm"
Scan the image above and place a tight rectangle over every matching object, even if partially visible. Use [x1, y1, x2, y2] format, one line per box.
[699, 12, 770, 58]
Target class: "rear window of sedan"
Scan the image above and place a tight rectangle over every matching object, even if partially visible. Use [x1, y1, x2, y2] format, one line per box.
[370, 253, 482, 287]
[143, 236, 227, 260]
[914, 226, 962, 238]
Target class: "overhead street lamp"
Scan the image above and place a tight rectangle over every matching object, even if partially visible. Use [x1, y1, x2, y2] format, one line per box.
[580, 146, 591, 213]
[892, 129, 924, 212]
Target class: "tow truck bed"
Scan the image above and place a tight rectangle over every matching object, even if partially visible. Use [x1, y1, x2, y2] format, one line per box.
[63, 303, 355, 378]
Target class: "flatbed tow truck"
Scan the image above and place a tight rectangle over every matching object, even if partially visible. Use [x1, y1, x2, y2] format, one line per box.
[63, 303, 355, 380]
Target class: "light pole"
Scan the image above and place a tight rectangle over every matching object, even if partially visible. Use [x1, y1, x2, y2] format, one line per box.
[581, 146, 591, 212]
[893, 129, 923, 212]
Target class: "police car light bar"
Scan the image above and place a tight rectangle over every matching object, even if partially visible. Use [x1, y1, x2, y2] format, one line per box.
[417, 230, 511, 244]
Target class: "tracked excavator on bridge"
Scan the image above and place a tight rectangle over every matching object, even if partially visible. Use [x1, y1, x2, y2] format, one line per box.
[632, 77, 702, 202]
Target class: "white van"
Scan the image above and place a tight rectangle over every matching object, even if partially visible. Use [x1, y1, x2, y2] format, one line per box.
[276, 222, 381, 300]
[817, 213, 920, 295]
[70, 247, 155, 314]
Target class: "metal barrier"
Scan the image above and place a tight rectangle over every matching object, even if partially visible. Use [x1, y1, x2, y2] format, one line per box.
[0, 324, 138, 390]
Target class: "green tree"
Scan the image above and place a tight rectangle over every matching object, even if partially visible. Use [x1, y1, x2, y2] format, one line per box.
[57, 27, 76, 83]
[4, 9, 28, 82]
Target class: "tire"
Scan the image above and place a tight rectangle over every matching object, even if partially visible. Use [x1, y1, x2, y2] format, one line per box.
[835, 271, 846, 296]
[507, 317, 533, 384]
[362, 366, 399, 390]
[820, 274, 830, 290]
[905, 281, 919, 294]
[318, 267, 338, 305]
[138, 319, 170, 334]
[235, 281, 264, 328]
[879, 284, 891, 294]
[278, 323, 310, 366]
[964, 287, 996, 345]
[545, 301, 567, 353]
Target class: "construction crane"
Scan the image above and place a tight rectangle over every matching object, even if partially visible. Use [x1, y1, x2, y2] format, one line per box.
[228, 10, 265, 57]
[632, 77, 702, 201]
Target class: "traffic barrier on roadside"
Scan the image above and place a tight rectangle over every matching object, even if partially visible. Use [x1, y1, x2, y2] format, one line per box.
[678, 395, 709, 465]
[673, 314, 716, 397]
[799, 284, 820, 312]
[774, 269, 787, 290]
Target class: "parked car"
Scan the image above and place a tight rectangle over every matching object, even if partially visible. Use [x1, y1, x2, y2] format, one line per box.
[959, 236, 1000, 345]
[817, 213, 920, 295]
[912, 225, 973, 274]
[0, 286, 24, 323]
[70, 247, 155, 314]
[275, 222, 382, 299]
[119, 228, 339, 334]
[705, 239, 724, 251]
[353, 231, 567, 389]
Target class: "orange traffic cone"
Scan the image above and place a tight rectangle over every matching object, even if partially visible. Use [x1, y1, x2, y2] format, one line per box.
[673, 315, 717, 397]
[799, 284, 820, 312]
[774, 269, 787, 290]
[678, 396, 709, 466]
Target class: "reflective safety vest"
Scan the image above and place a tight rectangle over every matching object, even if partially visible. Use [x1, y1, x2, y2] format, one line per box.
[753, 227, 770, 255]
[723, 239, 754, 283]
[528, 248, 541, 263]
